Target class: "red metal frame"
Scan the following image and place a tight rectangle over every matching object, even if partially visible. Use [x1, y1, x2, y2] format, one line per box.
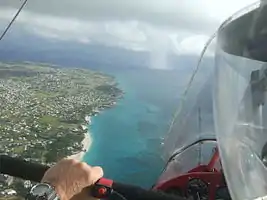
[207, 148, 219, 172]
[154, 147, 224, 200]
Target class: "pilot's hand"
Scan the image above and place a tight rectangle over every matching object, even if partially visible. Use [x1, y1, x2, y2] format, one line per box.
[41, 159, 103, 200]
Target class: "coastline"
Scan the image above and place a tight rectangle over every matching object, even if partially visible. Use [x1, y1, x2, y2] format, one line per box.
[67, 88, 122, 161]
[68, 131, 92, 161]
[67, 107, 113, 161]
[68, 115, 92, 160]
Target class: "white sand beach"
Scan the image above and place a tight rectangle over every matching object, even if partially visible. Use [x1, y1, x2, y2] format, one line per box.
[68, 131, 92, 161]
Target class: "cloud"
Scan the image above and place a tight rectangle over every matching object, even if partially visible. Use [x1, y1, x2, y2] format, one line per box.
[176, 35, 215, 56]
[0, 1, 222, 34]
[0, 0, 257, 59]
[1, 0, 257, 31]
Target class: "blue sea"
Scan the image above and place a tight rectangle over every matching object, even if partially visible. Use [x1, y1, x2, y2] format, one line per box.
[83, 68, 188, 188]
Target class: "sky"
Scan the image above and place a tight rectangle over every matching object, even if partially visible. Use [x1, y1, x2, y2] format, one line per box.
[0, 0, 258, 58]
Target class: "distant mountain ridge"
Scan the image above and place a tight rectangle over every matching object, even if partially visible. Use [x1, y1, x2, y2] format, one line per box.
[0, 26, 205, 72]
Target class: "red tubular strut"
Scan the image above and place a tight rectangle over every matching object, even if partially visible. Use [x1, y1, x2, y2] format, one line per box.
[207, 148, 219, 172]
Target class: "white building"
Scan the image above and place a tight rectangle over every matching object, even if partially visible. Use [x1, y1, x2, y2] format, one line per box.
[3, 189, 17, 196]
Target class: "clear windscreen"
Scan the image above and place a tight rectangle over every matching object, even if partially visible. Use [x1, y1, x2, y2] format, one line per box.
[214, 49, 267, 200]
[160, 1, 267, 199]
[157, 139, 218, 184]
[158, 36, 217, 183]
[163, 43, 216, 159]
[215, 1, 267, 199]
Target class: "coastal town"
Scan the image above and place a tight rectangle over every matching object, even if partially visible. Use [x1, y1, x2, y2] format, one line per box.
[0, 62, 123, 199]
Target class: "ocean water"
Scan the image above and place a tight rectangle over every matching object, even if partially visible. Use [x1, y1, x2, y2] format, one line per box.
[83, 68, 187, 188]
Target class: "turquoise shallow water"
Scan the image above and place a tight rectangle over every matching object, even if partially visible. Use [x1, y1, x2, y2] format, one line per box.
[83, 68, 184, 188]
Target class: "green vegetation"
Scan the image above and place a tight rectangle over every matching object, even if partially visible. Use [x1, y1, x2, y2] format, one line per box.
[39, 116, 60, 127]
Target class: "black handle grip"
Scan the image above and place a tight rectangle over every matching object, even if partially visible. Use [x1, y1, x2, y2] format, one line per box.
[0, 155, 185, 200]
[0, 155, 49, 182]
[112, 183, 183, 200]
